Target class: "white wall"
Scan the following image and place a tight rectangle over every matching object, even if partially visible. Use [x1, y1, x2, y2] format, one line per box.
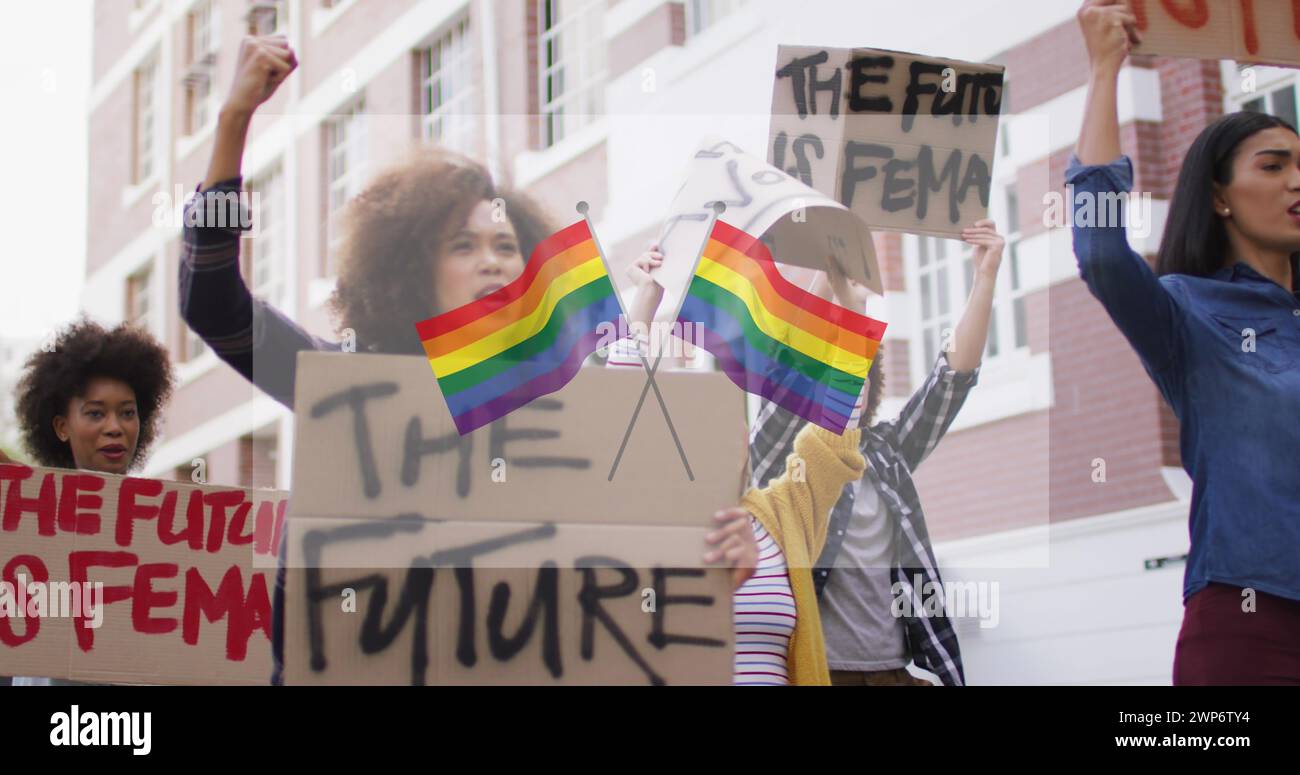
[935, 499, 1191, 685]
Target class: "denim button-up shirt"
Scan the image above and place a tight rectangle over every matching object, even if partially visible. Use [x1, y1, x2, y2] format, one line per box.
[1066, 154, 1300, 603]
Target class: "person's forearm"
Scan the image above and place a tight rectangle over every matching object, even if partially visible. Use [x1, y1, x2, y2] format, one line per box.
[948, 273, 996, 373]
[628, 284, 688, 368]
[627, 284, 660, 332]
[202, 108, 253, 190]
[1076, 63, 1122, 165]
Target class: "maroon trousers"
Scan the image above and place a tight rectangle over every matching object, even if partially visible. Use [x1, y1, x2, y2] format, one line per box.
[1173, 582, 1300, 685]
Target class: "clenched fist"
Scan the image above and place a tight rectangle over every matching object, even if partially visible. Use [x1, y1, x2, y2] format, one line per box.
[222, 35, 298, 119]
[1077, 0, 1143, 74]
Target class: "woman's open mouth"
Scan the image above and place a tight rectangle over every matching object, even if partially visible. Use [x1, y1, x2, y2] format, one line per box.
[99, 445, 128, 463]
[475, 283, 505, 300]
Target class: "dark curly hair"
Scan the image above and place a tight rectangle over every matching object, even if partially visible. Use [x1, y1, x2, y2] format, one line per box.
[329, 147, 555, 354]
[15, 318, 175, 470]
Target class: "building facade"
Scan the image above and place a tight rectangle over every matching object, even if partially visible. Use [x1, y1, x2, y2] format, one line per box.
[83, 0, 1297, 684]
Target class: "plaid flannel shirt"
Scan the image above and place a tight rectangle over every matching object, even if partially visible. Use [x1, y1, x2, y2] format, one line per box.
[180, 177, 342, 685]
[178, 176, 341, 410]
[748, 352, 978, 686]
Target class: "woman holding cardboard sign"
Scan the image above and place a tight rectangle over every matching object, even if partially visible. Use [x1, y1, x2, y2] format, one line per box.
[181, 36, 761, 684]
[611, 254, 872, 686]
[7, 318, 177, 686]
[1074, 0, 1300, 684]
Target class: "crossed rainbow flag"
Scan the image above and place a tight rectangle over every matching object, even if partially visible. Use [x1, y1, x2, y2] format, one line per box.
[676, 220, 887, 434]
[417, 216, 886, 436]
[415, 219, 621, 435]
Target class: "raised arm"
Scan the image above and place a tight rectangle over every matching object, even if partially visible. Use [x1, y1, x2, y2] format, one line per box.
[1070, 1, 1185, 378]
[179, 37, 337, 409]
[203, 37, 296, 189]
[1076, 0, 1138, 165]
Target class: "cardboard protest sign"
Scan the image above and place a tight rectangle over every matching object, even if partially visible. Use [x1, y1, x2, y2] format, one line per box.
[284, 352, 746, 685]
[1130, 0, 1300, 68]
[0, 464, 286, 684]
[650, 139, 882, 330]
[769, 45, 1004, 239]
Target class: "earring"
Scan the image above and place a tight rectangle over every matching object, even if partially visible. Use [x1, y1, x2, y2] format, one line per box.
[1222, 208, 1231, 216]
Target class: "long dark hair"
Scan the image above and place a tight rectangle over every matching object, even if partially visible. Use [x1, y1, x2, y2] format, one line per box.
[1156, 111, 1299, 278]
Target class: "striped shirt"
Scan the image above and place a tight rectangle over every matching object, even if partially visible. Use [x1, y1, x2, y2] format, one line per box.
[732, 518, 795, 685]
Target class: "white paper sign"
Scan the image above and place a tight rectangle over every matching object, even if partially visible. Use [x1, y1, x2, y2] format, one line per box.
[651, 138, 881, 325]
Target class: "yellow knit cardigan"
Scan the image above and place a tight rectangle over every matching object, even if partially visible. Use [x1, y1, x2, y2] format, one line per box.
[740, 423, 866, 686]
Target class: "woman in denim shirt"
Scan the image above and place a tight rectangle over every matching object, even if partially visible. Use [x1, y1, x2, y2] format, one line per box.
[1072, 1, 1300, 684]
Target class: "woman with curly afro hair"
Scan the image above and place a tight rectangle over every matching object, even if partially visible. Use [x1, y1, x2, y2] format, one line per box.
[182, 36, 764, 686]
[14, 318, 174, 475]
[7, 319, 174, 686]
[178, 36, 553, 408]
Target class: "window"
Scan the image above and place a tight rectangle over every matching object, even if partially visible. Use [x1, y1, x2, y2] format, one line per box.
[998, 81, 1011, 157]
[686, 0, 747, 36]
[133, 57, 158, 183]
[323, 101, 367, 275]
[1243, 83, 1298, 128]
[126, 267, 153, 330]
[245, 164, 286, 307]
[916, 236, 954, 368]
[184, 1, 219, 135]
[1009, 242, 1028, 350]
[963, 250, 998, 359]
[1003, 182, 1028, 351]
[1274, 87, 1298, 127]
[915, 219, 1026, 379]
[246, 0, 287, 35]
[418, 15, 476, 154]
[1005, 185, 1019, 236]
[537, 0, 606, 148]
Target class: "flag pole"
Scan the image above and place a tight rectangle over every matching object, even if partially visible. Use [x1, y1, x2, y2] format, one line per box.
[600, 200, 726, 481]
[577, 201, 710, 481]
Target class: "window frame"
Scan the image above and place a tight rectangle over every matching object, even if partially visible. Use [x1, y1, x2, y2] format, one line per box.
[245, 162, 286, 308]
[133, 56, 159, 184]
[417, 13, 477, 154]
[184, 0, 220, 136]
[537, 0, 607, 149]
[126, 265, 154, 331]
[322, 100, 368, 276]
[685, 0, 747, 37]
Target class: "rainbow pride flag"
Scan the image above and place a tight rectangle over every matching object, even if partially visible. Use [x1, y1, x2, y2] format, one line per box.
[415, 220, 621, 435]
[676, 220, 886, 434]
